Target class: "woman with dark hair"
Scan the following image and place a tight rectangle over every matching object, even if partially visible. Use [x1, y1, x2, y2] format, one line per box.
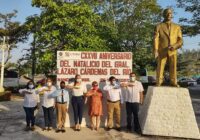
[38, 78, 56, 131]
[85, 81, 103, 131]
[67, 74, 87, 131]
[19, 80, 40, 131]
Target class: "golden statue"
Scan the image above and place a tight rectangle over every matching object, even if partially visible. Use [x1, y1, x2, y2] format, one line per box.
[153, 8, 183, 87]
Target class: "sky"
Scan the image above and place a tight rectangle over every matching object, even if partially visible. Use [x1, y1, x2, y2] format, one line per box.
[0, 0, 199, 63]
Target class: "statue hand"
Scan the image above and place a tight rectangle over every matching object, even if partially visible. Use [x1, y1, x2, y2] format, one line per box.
[154, 51, 159, 59]
[168, 46, 175, 51]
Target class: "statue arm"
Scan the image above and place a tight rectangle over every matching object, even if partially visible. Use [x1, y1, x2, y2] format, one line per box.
[153, 25, 159, 58]
[172, 26, 183, 50]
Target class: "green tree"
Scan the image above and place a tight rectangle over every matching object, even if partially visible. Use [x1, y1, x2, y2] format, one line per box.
[23, 0, 162, 75]
[0, 10, 26, 65]
[24, 0, 115, 74]
[84, 0, 162, 70]
[177, 49, 200, 77]
[176, 0, 200, 36]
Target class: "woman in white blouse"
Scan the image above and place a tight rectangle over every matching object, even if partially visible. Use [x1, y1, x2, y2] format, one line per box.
[67, 74, 87, 131]
[19, 80, 40, 131]
[39, 78, 56, 131]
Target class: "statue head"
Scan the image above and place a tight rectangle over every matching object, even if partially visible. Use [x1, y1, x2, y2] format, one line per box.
[163, 8, 173, 22]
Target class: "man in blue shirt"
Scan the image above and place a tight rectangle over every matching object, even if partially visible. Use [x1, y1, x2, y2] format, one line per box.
[50, 81, 70, 133]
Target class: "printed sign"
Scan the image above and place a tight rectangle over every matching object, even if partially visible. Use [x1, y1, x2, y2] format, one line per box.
[57, 51, 132, 83]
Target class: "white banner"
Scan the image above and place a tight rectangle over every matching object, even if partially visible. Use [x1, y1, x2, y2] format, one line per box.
[57, 51, 132, 83]
[57, 51, 131, 127]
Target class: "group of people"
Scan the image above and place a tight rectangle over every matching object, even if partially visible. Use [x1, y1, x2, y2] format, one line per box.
[19, 72, 144, 134]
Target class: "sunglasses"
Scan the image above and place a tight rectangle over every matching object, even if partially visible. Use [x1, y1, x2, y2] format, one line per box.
[93, 85, 98, 87]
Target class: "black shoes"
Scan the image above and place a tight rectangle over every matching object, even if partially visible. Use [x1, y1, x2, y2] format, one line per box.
[106, 127, 111, 131]
[42, 127, 53, 131]
[116, 127, 121, 131]
[55, 128, 61, 133]
[135, 129, 142, 135]
[48, 127, 52, 131]
[30, 126, 35, 131]
[56, 127, 66, 133]
[126, 128, 131, 133]
[42, 127, 48, 131]
[106, 127, 121, 131]
[61, 127, 66, 132]
[24, 126, 35, 131]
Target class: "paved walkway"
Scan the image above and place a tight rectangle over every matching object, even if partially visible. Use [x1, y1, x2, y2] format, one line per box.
[0, 96, 199, 140]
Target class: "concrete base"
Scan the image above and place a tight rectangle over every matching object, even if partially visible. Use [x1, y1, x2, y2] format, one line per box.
[139, 86, 200, 139]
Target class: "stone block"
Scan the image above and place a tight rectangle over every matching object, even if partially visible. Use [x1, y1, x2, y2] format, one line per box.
[139, 86, 200, 139]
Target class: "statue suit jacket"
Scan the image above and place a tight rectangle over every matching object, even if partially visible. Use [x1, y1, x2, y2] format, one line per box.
[153, 22, 183, 58]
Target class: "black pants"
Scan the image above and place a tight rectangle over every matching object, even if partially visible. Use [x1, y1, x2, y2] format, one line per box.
[126, 102, 141, 131]
[42, 106, 54, 127]
[23, 106, 36, 127]
[71, 96, 84, 125]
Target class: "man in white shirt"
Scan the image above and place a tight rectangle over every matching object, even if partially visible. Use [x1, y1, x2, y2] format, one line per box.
[103, 76, 123, 131]
[50, 81, 70, 133]
[123, 72, 144, 134]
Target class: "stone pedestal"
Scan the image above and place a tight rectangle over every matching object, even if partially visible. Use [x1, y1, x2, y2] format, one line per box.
[139, 86, 200, 139]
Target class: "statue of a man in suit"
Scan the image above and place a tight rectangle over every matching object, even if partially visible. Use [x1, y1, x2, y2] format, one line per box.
[154, 8, 183, 87]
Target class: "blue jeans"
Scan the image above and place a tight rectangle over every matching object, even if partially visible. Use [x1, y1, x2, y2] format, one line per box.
[42, 106, 54, 127]
[71, 96, 84, 125]
[23, 106, 36, 127]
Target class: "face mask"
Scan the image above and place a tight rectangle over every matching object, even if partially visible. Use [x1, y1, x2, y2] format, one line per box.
[130, 77, 136, 82]
[61, 85, 65, 89]
[112, 81, 116, 85]
[93, 86, 98, 90]
[29, 85, 34, 89]
[47, 82, 52, 87]
[76, 79, 82, 83]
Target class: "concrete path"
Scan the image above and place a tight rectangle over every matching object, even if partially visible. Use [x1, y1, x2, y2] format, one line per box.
[0, 96, 199, 140]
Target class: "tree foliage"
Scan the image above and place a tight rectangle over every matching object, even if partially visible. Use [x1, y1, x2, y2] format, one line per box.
[21, 0, 162, 74]
[177, 49, 200, 77]
[0, 10, 26, 65]
[176, 0, 200, 36]
[23, 0, 116, 74]
[83, 0, 162, 70]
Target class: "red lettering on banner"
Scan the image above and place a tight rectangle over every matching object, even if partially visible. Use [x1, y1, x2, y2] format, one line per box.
[101, 61, 112, 67]
[57, 78, 68, 81]
[57, 51, 133, 84]
[81, 52, 97, 59]
[123, 69, 131, 75]
[114, 61, 128, 67]
[110, 69, 120, 75]
[60, 60, 71, 67]
[80, 68, 107, 75]
[57, 68, 78, 75]
[82, 78, 90, 82]
[74, 61, 100, 67]
[99, 52, 132, 59]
